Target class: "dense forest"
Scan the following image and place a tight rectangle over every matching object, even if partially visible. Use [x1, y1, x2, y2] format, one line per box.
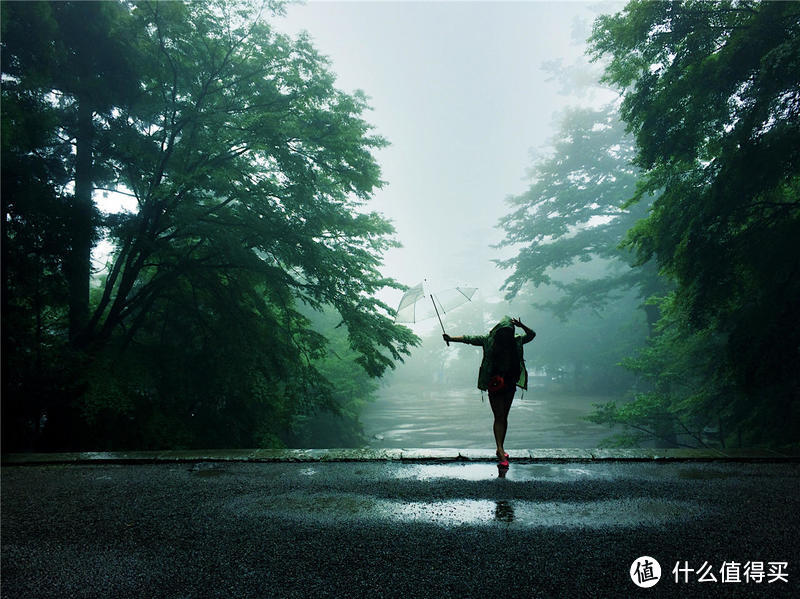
[2, 0, 798, 451]
[2, 0, 418, 450]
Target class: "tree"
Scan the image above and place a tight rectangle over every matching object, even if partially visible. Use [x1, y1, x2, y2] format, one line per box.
[1, 1, 141, 343]
[2, 0, 418, 450]
[496, 105, 658, 399]
[590, 0, 800, 446]
[588, 293, 742, 448]
[288, 306, 382, 448]
[497, 105, 662, 319]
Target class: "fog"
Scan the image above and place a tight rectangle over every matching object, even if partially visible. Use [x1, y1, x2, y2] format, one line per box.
[274, 1, 629, 448]
[276, 2, 617, 300]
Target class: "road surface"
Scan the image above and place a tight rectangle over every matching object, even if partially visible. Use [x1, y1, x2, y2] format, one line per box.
[2, 460, 799, 598]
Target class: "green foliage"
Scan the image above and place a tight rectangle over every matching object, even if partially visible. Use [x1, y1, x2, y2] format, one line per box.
[497, 2, 799, 447]
[1, 0, 144, 341]
[498, 107, 645, 298]
[588, 293, 744, 447]
[585, 0, 800, 446]
[2, 0, 418, 450]
[591, 0, 800, 331]
[497, 104, 657, 395]
[497, 103, 669, 317]
[287, 306, 384, 447]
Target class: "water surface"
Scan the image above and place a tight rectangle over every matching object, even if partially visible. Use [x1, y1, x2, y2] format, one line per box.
[361, 385, 622, 448]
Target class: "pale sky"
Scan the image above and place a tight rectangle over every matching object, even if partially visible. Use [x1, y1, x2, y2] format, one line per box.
[273, 1, 619, 312]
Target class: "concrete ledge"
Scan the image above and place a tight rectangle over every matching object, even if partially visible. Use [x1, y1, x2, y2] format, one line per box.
[3, 447, 799, 466]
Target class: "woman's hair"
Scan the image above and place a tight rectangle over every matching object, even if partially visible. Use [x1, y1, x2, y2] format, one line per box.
[487, 319, 520, 386]
[493, 326, 514, 346]
[491, 327, 519, 372]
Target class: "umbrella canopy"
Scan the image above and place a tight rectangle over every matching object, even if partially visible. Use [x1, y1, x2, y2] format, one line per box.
[395, 283, 477, 324]
[394, 281, 477, 344]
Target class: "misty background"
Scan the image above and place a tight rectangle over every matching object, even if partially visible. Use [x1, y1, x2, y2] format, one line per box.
[276, 1, 616, 299]
[274, 1, 630, 449]
[4, 0, 797, 453]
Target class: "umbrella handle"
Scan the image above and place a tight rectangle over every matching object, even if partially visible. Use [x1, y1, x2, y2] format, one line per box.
[430, 295, 449, 346]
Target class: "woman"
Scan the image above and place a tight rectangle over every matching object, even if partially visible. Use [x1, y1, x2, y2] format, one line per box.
[443, 316, 535, 468]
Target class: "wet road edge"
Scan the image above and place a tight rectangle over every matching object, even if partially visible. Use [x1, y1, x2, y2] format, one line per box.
[3, 447, 799, 465]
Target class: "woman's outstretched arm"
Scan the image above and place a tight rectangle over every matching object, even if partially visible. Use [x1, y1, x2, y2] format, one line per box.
[443, 334, 483, 346]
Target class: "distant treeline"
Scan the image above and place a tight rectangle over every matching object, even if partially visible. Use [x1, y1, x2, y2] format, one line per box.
[497, 1, 800, 448]
[1, 0, 417, 451]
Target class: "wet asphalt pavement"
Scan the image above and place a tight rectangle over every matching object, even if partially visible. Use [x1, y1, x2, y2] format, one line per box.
[2, 460, 799, 598]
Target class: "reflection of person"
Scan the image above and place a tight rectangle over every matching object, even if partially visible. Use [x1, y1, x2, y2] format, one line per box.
[495, 500, 515, 522]
[443, 316, 535, 468]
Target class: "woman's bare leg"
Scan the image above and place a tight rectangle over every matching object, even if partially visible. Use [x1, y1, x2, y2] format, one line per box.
[493, 416, 507, 459]
[489, 391, 515, 460]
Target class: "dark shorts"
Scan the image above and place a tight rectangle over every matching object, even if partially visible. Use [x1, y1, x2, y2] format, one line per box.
[488, 384, 516, 403]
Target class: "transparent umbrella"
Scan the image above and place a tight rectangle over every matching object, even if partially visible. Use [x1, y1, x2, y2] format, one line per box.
[394, 281, 477, 345]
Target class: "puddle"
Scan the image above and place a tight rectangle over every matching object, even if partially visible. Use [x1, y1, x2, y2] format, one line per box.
[228, 493, 705, 529]
[391, 463, 612, 482]
[391, 464, 495, 481]
[495, 500, 515, 522]
[382, 498, 700, 527]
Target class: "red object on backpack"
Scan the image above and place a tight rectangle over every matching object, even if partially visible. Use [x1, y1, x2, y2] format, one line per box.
[488, 375, 506, 393]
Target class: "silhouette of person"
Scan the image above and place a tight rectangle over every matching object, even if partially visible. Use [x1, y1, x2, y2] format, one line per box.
[443, 316, 535, 468]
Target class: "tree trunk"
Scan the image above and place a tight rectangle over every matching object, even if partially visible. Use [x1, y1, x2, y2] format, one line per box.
[68, 98, 94, 346]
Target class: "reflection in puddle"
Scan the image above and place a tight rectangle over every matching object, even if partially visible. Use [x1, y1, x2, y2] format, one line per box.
[381, 498, 700, 527]
[230, 493, 705, 529]
[390, 463, 613, 482]
[392, 464, 494, 481]
[495, 500, 514, 523]
[564, 467, 594, 477]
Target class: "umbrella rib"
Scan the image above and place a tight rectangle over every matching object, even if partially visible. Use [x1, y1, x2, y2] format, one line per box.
[455, 287, 473, 301]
